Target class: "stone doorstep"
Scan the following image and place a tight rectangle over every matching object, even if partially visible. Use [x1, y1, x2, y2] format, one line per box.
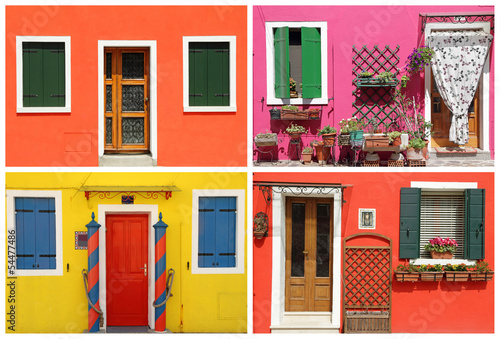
[429, 148, 491, 160]
[99, 154, 156, 167]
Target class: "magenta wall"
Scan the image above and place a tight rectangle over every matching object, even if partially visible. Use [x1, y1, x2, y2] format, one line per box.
[253, 5, 495, 161]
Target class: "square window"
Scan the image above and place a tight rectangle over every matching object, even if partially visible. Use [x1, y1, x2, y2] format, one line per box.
[192, 190, 245, 274]
[7, 190, 63, 276]
[266, 22, 327, 105]
[183, 36, 236, 112]
[16, 36, 71, 113]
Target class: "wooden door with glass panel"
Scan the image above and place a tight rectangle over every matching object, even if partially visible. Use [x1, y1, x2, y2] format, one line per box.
[431, 72, 479, 148]
[285, 198, 333, 312]
[104, 47, 150, 153]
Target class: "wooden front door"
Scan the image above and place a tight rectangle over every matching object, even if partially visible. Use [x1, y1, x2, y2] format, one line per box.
[104, 48, 150, 153]
[431, 72, 480, 148]
[106, 214, 149, 326]
[285, 198, 333, 312]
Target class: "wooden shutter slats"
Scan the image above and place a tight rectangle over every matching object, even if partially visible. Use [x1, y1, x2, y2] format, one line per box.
[465, 188, 485, 259]
[301, 27, 322, 99]
[274, 27, 290, 98]
[399, 188, 421, 259]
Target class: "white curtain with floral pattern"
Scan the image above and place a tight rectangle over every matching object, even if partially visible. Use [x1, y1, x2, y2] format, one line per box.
[428, 30, 492, 145]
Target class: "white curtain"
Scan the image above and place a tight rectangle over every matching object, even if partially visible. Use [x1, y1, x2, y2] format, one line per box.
[428, 30, 492, 145]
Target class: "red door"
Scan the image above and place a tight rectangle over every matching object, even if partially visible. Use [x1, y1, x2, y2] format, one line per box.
[106, 214, 149, 326]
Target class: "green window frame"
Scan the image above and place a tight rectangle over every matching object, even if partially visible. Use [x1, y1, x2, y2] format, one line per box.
[16, 36, 71, 113]
[183, 36, 236, 112]
[399, 187, 485, 260]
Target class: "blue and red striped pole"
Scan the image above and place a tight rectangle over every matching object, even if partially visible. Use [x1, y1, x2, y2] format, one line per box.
[153, 213, 169, 332]
[86, 212, 101, 332]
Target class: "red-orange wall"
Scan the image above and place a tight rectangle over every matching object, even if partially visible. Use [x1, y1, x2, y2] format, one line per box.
[253, 172, 494, 333]
[6, 6, 247, 166]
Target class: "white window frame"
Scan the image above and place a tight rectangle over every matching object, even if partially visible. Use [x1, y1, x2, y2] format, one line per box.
[191, 189, 245, 274]
[410, 181, 477, 266]
[16, 36, 71, 113]
[183, 36, 237, 112]
[424, 22, 491, 152]
[265, 21, 328, 106]
[6, 190, 63, 276]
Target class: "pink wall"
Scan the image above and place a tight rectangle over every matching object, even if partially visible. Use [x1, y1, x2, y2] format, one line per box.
[253, 6, 495, 161]
[253, 172, 495, 333]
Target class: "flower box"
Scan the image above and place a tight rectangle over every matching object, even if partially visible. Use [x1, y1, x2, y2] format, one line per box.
[254, 133, 278, 147]
[469, 271, 494, 281]
[445, 272, 469, 282]
[280, 110, 309, 120]
[420, 272, 444, 282]
[364, 135, 390, 147]
[430, 250, 453, 259]
[394, 271, 419, 282]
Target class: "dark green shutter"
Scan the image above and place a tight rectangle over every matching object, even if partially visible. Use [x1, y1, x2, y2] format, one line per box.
[465, 188, 485, 259]
[189, 42, 229, 107]
[23, 42, 65, 107]
[399, 187, 421, 258]
[301, 27, 321, 98]
[274, 27, 290, 98]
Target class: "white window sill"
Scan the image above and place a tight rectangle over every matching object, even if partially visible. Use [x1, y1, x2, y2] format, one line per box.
[410, 258, 476, 266]
[184, 106, 236, 113]
[17, 107, 71, 113]
[267, 97, 328, 106]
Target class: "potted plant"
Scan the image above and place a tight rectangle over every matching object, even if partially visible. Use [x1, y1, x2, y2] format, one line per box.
[308, 108, 320, 119]
[444, 263, 470, 282]
[394, 263, 419, 282]
[347, 118, 364, 145]
[406, 138, 425, 160]
[286, 123, 306, 141]
[400, 75, 410, 88]
[254, 130, 278, 147]
[269, 107, 281, 120]
[338, 119, 351, 146]
[302, 147, 314, 164]
[469, 261, 494, 281]
[424, 237, 457, 259]
[311, 140, 329, 164]
[374, 71, 395, 83]
[405, 46, 435, 75]
[253, 212, 268, 239]
[317, 125, 337, 146]
[388, 131, 403, 146]
[418, 264, 444, 282]
[359, 71, 373, 78]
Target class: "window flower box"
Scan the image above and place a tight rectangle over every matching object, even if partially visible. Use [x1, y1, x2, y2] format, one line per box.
[469, 271, 494, 281]
[445, 272, 469, 282]
[420, 272, 444, 282]
[280, 110, 309, 120]
[394, 271, 419, 282]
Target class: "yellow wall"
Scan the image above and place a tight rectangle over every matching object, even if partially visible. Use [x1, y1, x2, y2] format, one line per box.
[5, 172, 247, 333]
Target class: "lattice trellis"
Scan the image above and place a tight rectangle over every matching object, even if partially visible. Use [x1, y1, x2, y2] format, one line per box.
[343, 233, 392, 333]
[352, 45, 400, 129]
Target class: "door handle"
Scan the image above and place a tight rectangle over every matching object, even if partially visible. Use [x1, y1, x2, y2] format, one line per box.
[303, 251, 309, 255]
[139, 263, 147, 276]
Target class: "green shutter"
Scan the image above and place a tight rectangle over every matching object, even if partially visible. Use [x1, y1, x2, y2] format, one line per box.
[274, 27, 290, 98]
[189, 42, 208, 106]
[23, 42, 65, 108]
[207, 42, 230, 106]
[301, 27, 321, 99]
[465, 188, 485, 259]
[399, 187, 421, 258]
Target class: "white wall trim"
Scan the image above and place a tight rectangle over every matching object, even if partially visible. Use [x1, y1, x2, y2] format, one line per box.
[265, 21, 328, 105]
[97, 204, 158, 331]
[6, 190, 63, 276]
[424, 22, 491, 151]
[410, 181, 477, 190]
[97, 40, 157, 161]
[16, 36, 71, 113]
[270, 187, 341, 330]
[182, 36, 237, 112]
[191, 189, 245, 274]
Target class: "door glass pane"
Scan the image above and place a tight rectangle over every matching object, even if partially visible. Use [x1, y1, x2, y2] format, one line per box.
[106, 85, 112, 112]
[122, 85, 144, 112]
[122, 118, 144, 144]
[291, 203, 305, 277]
[432, 97, 441, 113]
[122, 53, 144, 79]
[106, 53, 112, 80]
[106, 118, 112, 145]
[316, 203, 330, 277]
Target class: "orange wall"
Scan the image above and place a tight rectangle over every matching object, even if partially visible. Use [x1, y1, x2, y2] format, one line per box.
[6, 6, 247, 166]
[253, 172, 494, 333]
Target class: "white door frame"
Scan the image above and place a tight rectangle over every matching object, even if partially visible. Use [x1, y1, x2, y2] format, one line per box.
[270, 187, 342, 331]
[97, 40, 158, 161]
[424, 22, 491, 151]
[97, 204, 158, 331]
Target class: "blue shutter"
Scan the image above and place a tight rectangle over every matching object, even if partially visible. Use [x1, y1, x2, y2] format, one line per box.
[465, 189, 485, 259]
[198, 197, 216, 267]
[35, 198, 56, 269]
[15, 198, 36, 269]
[215, 197, 236, 268]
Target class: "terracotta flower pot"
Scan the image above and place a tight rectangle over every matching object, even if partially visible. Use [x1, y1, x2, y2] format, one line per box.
[302, 152, 313, 164]
[321, 133, 336, 146]
[422, 139, 430, 160]
[288, 132, 302, 140]
[392, 136, 402, 147]
[430, 250, 453, 259]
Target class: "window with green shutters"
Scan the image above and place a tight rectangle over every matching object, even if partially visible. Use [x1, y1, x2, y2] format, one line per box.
[183, 36, 236, 112]
[399, 187, 485, 260]
[266, 22, 327, 105]
[16, 36, 71, 113]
